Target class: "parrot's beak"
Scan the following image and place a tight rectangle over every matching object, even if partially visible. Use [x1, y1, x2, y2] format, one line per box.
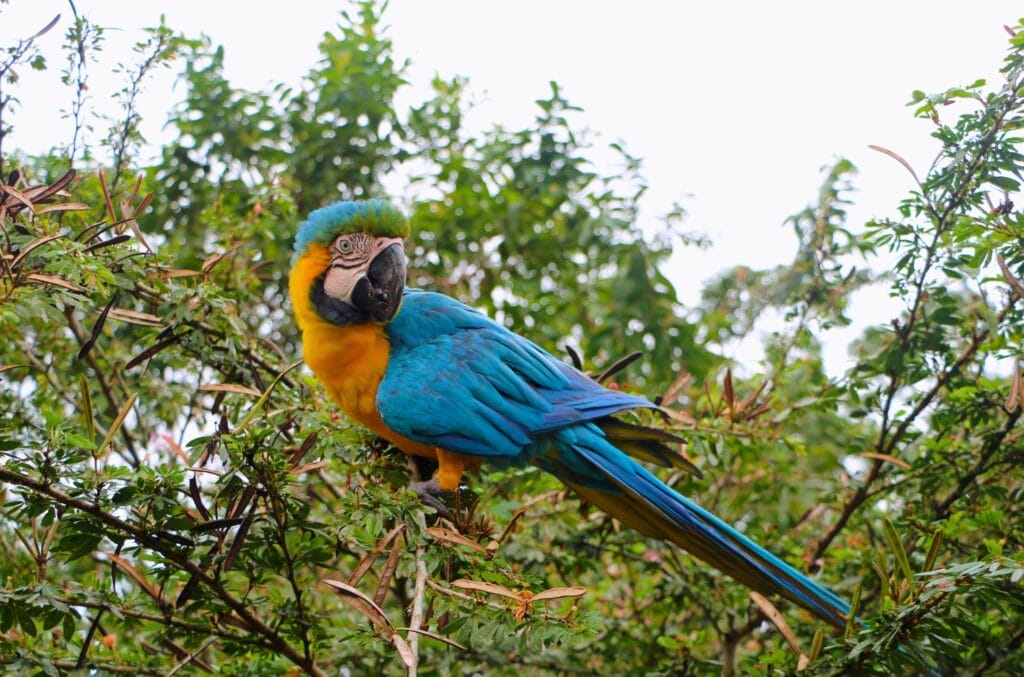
[351, 243, 406, 323]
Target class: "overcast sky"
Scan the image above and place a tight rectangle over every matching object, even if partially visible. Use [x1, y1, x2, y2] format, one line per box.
[4, 1, 1021, 372]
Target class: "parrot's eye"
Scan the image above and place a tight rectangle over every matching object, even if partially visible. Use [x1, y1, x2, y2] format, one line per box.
[336, 238, 354, 254]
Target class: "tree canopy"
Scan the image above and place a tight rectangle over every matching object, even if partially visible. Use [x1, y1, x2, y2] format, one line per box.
[1, 3, 1023, 674]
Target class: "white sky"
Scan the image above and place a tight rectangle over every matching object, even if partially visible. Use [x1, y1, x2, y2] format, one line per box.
[4, 1, 1021, 374]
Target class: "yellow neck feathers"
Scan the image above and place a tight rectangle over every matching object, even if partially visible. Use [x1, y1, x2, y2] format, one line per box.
[289, 245, 390, 425]
[290, 246, 438, 459]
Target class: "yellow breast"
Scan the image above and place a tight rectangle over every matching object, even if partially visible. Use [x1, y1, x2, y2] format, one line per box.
[290, 246, 437, 458]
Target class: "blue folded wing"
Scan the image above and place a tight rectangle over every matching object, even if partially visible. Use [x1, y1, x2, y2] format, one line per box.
[378, 290, 653, 459]
[377, 290, 850, 627]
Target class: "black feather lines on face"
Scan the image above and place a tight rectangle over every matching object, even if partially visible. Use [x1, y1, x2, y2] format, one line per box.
[330, 233, 372, 270]
[311, 273, 366, 326]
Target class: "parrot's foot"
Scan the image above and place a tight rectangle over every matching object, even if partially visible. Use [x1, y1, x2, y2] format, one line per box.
[408, 478, 451, 517]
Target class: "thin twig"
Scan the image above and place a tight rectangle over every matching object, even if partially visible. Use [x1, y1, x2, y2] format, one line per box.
[0, 465, 323, 676]
[166, 636, 217, 676]
[809, 299, 1016, 562]
[407, 512, 429, 676]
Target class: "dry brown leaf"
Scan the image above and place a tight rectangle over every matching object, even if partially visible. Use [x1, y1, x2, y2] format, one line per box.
[426, 527, 489, 555]
[451, 579, 523, 600]
[723, 367, 735, 417]
[119, 198, 153, 253]
[661, 367, 693, 407]
[198, 383, 262, 397]
[20, 172, 73, 202]
[11, 233, 63, 269]
[28, 14, 61, 40]
[749, 591, 802, 657]
[97, 393, 137, 459]
[1007, 362, 1022, 411]
[997, 254, 1024, 299]
[161, 434, 189, 465]
[374, 530, 405, 607]
[323, 579, 394, 631]
[0, 186, 35, 214]
[108, 308, 164, 327]
[391, 633, 416, 670]
[33, 202, 89, 215]
[531, 586, 588, 602]
[202, 246, 239, 275]
[156, 269, 203, 279]
[349, 524, 406, 586]
[108, 552, 167, 606]
[1019, 370, 1024, 412]
[133, 191, 155, 218]
[290, 461, 327, 475]
[854, 452, 911, 470]
[868, 144, 922, 185]
[24, 273, 84, 292]
[97, 169, 116, 224]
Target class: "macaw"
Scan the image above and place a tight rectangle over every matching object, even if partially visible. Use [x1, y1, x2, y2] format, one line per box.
[289, 199, 849, 628]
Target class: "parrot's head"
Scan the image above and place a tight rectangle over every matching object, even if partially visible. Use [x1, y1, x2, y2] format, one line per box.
[290, 200, 409, 328]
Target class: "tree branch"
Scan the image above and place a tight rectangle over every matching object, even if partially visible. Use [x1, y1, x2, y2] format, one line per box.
[933, 407, 1023, 519]
[0, 465, 323, 676]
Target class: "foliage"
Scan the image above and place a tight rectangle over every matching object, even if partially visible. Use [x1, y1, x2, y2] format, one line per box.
[1, 2, 1023, 675]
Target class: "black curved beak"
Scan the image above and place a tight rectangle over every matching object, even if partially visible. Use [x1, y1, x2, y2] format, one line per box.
[351, 243, 406, 323]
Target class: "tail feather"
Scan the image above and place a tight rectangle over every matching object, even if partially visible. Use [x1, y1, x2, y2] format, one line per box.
[599, 418, 703, 478]
[562, 428, 849, 628]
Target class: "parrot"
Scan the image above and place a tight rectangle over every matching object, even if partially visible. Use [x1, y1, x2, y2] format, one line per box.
[289, 199, 850, 628]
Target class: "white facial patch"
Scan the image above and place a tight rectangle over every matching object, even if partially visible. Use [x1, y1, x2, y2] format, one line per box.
[322, 235, 404, 302]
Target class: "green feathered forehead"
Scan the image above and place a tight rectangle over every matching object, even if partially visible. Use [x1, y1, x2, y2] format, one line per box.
[293, 200, 409, 257]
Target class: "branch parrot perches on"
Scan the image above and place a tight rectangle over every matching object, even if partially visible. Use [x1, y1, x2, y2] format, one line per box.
[289, 199, 850, 628]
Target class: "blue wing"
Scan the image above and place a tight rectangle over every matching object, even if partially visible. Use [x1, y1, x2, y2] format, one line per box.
[378, 289, 654, 461]
[377, 289, 850, 628]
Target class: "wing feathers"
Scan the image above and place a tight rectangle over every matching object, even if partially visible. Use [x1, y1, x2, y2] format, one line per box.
[377, 290, 848, 627]
[380, 291, 651, 458]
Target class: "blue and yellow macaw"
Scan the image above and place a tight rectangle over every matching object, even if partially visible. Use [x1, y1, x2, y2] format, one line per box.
[289, 199, 849, 627]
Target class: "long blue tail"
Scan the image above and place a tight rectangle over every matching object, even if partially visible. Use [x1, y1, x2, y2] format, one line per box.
[554, 424, 850, 628]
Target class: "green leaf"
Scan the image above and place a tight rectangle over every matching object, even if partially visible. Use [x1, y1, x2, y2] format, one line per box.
[987, 175, 1020, 191]
[883, 518, 914, 594]
[844, 583, 862, 639]
[923, 529, 943, 572]
[64, 433, 97, 451]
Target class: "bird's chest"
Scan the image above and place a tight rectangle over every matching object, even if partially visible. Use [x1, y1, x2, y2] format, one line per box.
[302, 323, 390, 429]
[301, 322, 437, 458]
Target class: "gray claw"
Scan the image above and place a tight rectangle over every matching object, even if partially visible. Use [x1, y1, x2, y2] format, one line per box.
[408, 478, 450, 517]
